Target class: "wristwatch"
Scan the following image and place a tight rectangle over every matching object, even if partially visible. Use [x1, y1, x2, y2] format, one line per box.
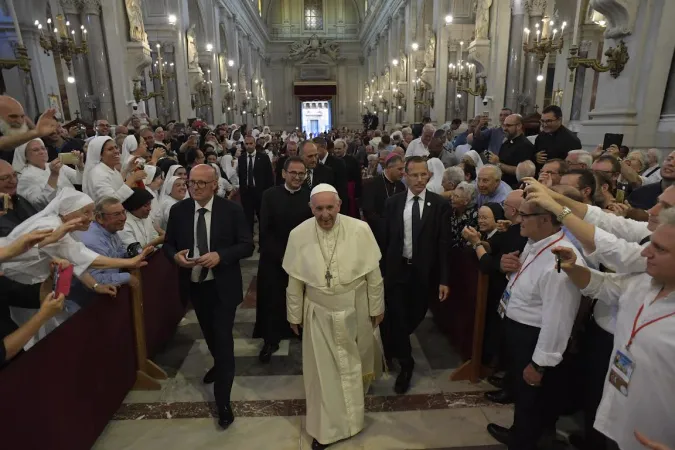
[472, 242, 483, 250]
[556, 206, 572, 223]
[92, 283, 99, 291]
[530, 361, 546, 374]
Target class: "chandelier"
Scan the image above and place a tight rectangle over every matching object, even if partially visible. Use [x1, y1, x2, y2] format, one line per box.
[35, 14, 88, 83]
[523, 16, 565, 80]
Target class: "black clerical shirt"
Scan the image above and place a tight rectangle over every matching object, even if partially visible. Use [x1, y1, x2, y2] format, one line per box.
[534, 125, 581, 163]
[499, 134, 536, 188]
[0, 195, 38, 237]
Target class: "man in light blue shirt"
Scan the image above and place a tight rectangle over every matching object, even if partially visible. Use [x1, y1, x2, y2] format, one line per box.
[469, 108, 512, 155]
[476, 164, 512, 207]
[70, 197, 134, 308]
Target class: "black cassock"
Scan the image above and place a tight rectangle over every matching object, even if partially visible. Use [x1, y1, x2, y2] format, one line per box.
[253, 185, 313, 344]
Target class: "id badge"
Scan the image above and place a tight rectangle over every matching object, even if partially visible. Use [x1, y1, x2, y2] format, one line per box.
[608, 348, 635, 397]
[498, 289, 511, 319]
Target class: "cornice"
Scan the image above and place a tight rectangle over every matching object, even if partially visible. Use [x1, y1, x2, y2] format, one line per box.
[359, 0, 407, 53]
[216, 0, 269, 55]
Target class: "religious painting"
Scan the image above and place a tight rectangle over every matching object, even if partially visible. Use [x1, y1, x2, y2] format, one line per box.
[125, 0, 147, 43]
[48, 93, 63, 120]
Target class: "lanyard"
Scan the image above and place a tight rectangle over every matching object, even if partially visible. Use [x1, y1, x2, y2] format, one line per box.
[508, 233, 565, 290]
[627, 302, 675, 350]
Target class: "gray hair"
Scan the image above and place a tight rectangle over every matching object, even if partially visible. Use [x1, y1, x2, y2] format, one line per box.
[516, 160, 536, 182]
[402, 127, 413, 136]
[455, 181, 477, 208]
[647, 148, 663, 166]
[422, 123, 436, 134]
[379, 149, 391, 158]
[443, 166, 464, 187]
[480, 164, 503, 181]
[628, 151, 648, 172]
[568, 149, 593, 168]
[367, 154, 379, 162]
[95, 197, 121, 217]
[334, 138, 346, 148]
[659, 207, 675, 227]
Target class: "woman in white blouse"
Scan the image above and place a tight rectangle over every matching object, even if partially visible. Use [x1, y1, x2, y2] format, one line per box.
[15, 138, 84, 211]
[159, 176, 187, 230]
[83, 136, 145, 203]
[143, 165, 164, 228]
[219, 153, 239, 188]
[210, 162, 233, 198]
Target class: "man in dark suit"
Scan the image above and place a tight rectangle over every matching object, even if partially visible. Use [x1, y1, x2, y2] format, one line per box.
[313, 137, 349, 214]
[163, 164, 254, 430]
[300, 140, 335, 190]
[361, 154, 405, 246]
[238, 135, 274, 232]
[334, 138, 363, 217]
[380, 156, 450, 394]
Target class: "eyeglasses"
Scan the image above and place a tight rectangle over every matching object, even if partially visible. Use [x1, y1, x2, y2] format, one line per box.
[0, 172, 18, 182]
[539, 119, 559, 125]
[287, 171, 307, 178]
[540, 170, 560, 175]
[188, 180, 215, 188]
[102, 211, 126, 218]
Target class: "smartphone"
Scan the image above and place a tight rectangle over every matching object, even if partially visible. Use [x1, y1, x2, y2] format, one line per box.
[602, 133, 623, 150]
[58, 152, 79, 165]
[556, 254, 562, 273]
[0, 194, 8, 212]
[53, 265, 74, 297]
[186, 249, 198, 261]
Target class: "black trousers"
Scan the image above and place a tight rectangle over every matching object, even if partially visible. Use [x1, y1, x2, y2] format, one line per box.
[190, 280, 237, 413]
[240, 189, 262, 233]
[253, 260, 292, 345]
[504, 317, 570, 450]
[580, 318, 615, 449]
[381, 263, 430, 370]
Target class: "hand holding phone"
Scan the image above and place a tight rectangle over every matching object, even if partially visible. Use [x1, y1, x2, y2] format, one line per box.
[53, 264, 74, 297]
[58, 152, 79, 165]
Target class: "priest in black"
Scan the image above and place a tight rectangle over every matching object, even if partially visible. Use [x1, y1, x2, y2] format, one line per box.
[253, 157, 312, 362]
[333, 139, 362, 217]
[488, 114, 536, 188]
[534, 105, 582, 165]
[238, 135, 275, 233]
[313, 137, 349, 214]
[361, 153, 405, 247]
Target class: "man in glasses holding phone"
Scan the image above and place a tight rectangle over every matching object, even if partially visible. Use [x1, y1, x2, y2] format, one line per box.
[254, 157, 312, 363]
[534, 105, 582, 166]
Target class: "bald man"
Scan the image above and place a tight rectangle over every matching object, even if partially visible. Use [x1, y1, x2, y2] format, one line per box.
[0, 96, 59, 163]
[487, 114, 536, 188]
[0, 160, 38, 237]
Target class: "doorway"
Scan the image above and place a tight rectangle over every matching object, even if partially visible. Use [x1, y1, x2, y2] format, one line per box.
[301, 100, 332, 137]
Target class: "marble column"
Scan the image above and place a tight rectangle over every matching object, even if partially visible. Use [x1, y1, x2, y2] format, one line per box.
[61, 0, 93, 122]
[164, 46, 180, 121]
[81, 0, 114, 121]
[522, 9, 544, 114]
[505, 0, 527, 111]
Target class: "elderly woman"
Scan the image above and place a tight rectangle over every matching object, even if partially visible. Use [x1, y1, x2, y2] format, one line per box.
[441, 166, 465, 199]
[219, 152, 239, 189]
[426, 158, 446, 195]
[143, 165, 164, 228]
[364, 153, 379, 179]
[83, 136, 145, 202]
[2, 188, 150, 348]
[15, 138, 84, 211]
[447, 181, 479, 248]
[159, 176, 187, 230]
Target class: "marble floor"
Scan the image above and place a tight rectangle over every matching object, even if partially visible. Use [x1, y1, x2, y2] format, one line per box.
[93, 249, 575, 450]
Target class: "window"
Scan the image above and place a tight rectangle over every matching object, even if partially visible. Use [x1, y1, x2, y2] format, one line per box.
[304, 0, 323, 31]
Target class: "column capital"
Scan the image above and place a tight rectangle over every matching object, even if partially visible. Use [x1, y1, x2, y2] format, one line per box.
[60, 0, 81, 15]
[525, 0, 546, 17]
[510, 0, 527, 15]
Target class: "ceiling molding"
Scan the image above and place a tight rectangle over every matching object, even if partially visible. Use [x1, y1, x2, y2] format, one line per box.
[359, 0, 407, 53]
[216, 0, 269, 54]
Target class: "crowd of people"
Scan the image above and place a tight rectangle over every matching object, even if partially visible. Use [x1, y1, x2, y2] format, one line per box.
[0, 91, 673, 450]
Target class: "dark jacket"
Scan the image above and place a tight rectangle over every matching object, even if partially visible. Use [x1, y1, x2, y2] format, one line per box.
[322, 154, 349, 214]
[534, 125, 581, 162]
[237, 151, 275, 195]
[0, 195, 37, 238]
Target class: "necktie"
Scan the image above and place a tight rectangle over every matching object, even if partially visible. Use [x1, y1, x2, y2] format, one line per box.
[247, 155, 254, 188]
[307, 169, 313, 189]
[196, 208, 209, 282]
[412, 196, 421, 256]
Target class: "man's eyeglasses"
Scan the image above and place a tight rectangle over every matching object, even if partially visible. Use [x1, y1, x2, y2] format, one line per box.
[287, 171, 307, 178]
[540, 119, 559, 125]
[0, 172, 18, 182]
[188, 180, 214, 188]
[540, 170, 560, 175]
[103, 211, 126, 218]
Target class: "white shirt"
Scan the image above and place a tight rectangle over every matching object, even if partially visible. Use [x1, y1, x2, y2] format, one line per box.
[84, 163, 134, 203]
[18, 164, 83, 211]
[119, 212, 159, 248]
[584, 204, 650, 244]
[191, 196, 215, 282]
[405, 137, 429, 158]
[402, 189, 426, 258]
[505, 230, 586, 367]
[245, 150, 256, 187]
[319, 153, 329, 165]
[641, 165, 662, 185]
[581, 271, 675, 450]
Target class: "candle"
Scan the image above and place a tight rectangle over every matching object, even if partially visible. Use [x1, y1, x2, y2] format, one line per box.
[524, 28, 530, 44]
[7, 0, 23, 46]
[536, 29, 541, 42]
[572, 0, 582, 45]
[156, 44, 163, 86]
[552, 29, 557, 40]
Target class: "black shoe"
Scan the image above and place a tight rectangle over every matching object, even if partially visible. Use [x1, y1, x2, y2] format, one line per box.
[487, 374, 505, 389]
[394, 368, 413, 394]
[311, 438, 331, 449]
[258, 342, 280, 363]
[484, 389, 514, 404]
[486, 423, 510, 446]
[203, 367, 216, 384]
[218, 405, 235, 430]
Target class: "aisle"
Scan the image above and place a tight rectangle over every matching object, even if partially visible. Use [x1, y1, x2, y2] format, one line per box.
[93, 251, 513, 450]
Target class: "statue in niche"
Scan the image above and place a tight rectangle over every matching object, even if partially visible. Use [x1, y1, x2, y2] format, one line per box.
[474, 0, 493, 40]
[238, 66, 247, 92]
[186, 24, 200, 70]
[399, 51, 407, 82]
[125, 0, 146, 43]
[288, 34, 341, 61]
[424, 24, 436, 69]
[364, 82, 370, 100]
[381, 67, 390, 91]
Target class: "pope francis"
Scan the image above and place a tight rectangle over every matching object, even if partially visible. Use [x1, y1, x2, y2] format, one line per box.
[283, 184, 385, 450]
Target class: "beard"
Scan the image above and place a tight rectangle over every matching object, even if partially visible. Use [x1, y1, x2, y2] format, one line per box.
[0, 118, 29, 137]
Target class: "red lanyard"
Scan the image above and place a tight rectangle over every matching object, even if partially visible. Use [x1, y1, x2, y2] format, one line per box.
[627, 303, 675, 350]
[508, 233, 565, 289]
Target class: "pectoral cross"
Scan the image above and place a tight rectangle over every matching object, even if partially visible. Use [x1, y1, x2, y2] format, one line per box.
[325, 269, 333, 287]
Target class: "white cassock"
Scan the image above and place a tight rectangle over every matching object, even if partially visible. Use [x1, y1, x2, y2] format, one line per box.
[283, 215, 384, 446]
[118, 212, 159, 248]
[17, 164, 83, 211]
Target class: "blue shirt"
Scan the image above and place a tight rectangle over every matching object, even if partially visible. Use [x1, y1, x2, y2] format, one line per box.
[70, 222, 130, 307]
[474, 127, 505, 155]
[451, 130, 469, 148]
[477, 181, 512, 207]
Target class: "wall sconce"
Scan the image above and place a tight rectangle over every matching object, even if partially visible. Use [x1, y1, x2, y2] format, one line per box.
[567, 40, 629, 81]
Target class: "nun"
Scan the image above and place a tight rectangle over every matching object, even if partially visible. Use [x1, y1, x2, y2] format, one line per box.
[159, 176, 187, 230]
[16, 138, 84, 211]
[83, 136, 143, 202]
[119, 188, 163, 248]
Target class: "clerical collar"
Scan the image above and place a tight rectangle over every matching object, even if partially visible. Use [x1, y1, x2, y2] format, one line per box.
[509, 134, 524, 144]
[382, 172, 394, 184]
[284, 184, 301, 194]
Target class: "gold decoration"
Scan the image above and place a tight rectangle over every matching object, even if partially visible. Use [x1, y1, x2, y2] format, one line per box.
[567, 40, 629, 81]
